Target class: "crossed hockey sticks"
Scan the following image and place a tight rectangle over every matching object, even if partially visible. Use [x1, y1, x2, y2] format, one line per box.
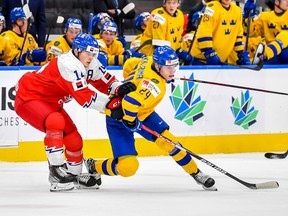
[141, 124, 279, 190]
[175, 77, 288, 96]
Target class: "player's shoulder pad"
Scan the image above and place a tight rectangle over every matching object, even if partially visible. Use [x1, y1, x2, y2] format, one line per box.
[97, 39, 107, 49]
[57, 50, 86, 82]
[151, 9, 166, 25]
[204, 5, 215, 17]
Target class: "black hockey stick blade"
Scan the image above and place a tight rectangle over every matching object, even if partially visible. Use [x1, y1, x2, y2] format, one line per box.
[227, 59, 264, 71]
[141, 124, 279, 190]
[264, 151, 288, 159]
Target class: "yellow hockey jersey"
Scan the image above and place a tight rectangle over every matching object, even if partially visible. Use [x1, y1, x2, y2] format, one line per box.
[139, 7, 184, 56]
[1, 30, 39, 66]
[247, 10, 288, 44]
[0, 35, 14, 65]
[191, 2, 244, 63]
[122, 57, 167, 122]
[44, 35, 71, 64]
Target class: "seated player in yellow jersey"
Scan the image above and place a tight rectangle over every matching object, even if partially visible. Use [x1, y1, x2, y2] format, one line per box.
[190, 0, 250, 65]
[98, 21, 144, 66]
[0, 12, 14, 66]
[130, 12, 150, 50]
[1, 7, 47, 66]
[85, 46, 217, 191]
[244, 0, 288, 64]
[138, 0, 184, 56]
[92, 12, 126, 48]
[43, 18, 82, 64]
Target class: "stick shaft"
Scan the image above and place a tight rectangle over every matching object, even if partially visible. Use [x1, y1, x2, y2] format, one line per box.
[176, 77, 288, 96]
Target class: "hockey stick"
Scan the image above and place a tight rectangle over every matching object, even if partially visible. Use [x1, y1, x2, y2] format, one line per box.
[17, 4, 33, 64]
[117, 2, 135, 36]
[175, 77, 288, 96]
[43, 15, 64, 50]
[88, 13, 93, 34]
[135, 39, 152, 52]
[141, 124, 279, 190]
[264, 151, 288, 159]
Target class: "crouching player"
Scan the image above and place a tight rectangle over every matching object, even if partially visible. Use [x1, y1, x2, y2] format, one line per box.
[86, 46, 217, 191]
[14, 33, 135, 192]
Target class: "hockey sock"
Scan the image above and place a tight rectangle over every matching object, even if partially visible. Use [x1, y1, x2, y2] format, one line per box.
[95, 158, 118, 176]
[265, 39, 284, 60]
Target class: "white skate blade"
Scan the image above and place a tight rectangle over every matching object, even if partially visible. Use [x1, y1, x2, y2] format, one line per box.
[202, 185, 218, 191]
[74, 183, 100, 190]
[50, 182, 74, 192]
[252, 43, 265, 65]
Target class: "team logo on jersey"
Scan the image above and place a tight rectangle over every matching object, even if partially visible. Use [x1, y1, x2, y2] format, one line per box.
[204, 7, 214, 17]
[169, 73, 206, 126]
[72, 78, 87, 91]
[151, 78, 159, 84]
[141, 79, 160, 97]
[54, 41, 60, 46]
[230, 90, 259, 129]
[151, 13, 166, 25]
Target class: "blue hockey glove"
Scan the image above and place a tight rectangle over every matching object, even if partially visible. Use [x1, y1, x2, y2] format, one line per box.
[11, 55, 26, 66]
[236, 51, 250, 65]
[98, 50, 108, 67]
[243, 0, 256, 19]
[27, 49, 47, 62]
[115, 82, 136, 98]
[105, 96, 124, 120]
[0, 61, 7, 66]
[122, 118, 142, 132]
[176, 48, 194, 65]
[124, 49, 145, 58]
[118, 35, 126, 48]
[204, 50, 221, 65]
[191, 11, 201, 28]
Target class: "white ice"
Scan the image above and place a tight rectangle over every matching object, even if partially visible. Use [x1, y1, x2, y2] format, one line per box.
[0, 153, 287, 216]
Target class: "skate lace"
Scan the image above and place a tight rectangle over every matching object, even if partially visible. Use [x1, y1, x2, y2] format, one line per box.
[77, 174, 90, 184]
[194, 171, 209, 184]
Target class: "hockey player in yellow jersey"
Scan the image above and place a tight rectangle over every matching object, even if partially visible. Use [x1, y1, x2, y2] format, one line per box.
[43, 18, 82, 64]
[0, 12, 14, 66]
[138, 0, 184, 56]
[191, 0, 250, 65]
[85, 46, 217, 191]
[246, 0, 288, 64]
[130, 12, 150, 50]
[98, 21, 144, 66]
[92, 12, 114, 39]
[1, 7, 47, 66]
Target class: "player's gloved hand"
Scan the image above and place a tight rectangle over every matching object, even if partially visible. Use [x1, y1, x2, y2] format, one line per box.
[243, 0, 256, 19]
[11, 55, 26, 66]
[176, 48, 194, 65]
[117, 35, 126, 48]
[27, 49, 47, 62]
[0, 61, 7, 66]
[115, 82, 136, 98]
[124, 49, 145, 58]
[105, 96, 124, 120]
[122, 118, 142, 132]
[236, 51, 250, 65]
[98, 50, 108, 67]
[204, 50, 221, 65]
[191, 11, 201, 28]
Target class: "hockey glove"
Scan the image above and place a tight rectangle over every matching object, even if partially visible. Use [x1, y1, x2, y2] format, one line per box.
[27, 49, 47, 62]
[243, 0, 257, 19]
[105, 96, 124, 120]
[0, 61, 7, 66]
[176, 48, 194, 65]
[122, 118, 142, 132]
[236, 51, 250, 65]
[204, 50, 221, 65]
[115, 82, 137, 98]
[123, 49, 145, 58]
[98, 50, 108, 67]
[191, 11, 201, 28]
[118, 35, 127, 48]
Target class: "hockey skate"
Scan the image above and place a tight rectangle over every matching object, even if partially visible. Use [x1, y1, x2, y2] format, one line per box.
[74, 173, 101, 189]
[48, 164, 76, 192]
[84, 158, 102, 186]
[252, 43, 265, 65]
[191, 169, 217, 191]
